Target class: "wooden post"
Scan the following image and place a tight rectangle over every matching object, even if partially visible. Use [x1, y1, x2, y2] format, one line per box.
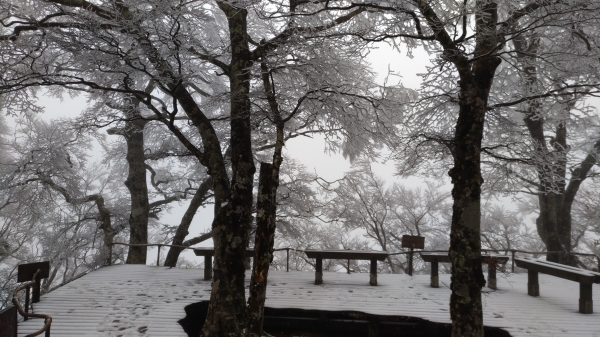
[527, 269, 539, 296]
[579, 283, 593, 314]
[488, 262, 497, 290]
[511, 250, 515, 273]
[347, 259, 350, 274]
[315, 257, 323, 285]
[368, 316, 379, 337]
[32, 272, 41, 303]
[286, 248, 289, 272]
[156, 245, 161, 266]
[108, 243, 113, 266]
[369, 259, 377, 286]
[0, 305, 18, 336]
[24, 286, 30, 321]
[408, 248, 414, 276]
[204, 255, 212, 281]
[431, 259, 439, 288]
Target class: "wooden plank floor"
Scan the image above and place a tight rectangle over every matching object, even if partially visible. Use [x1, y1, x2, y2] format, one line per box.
[17, 265, 600, 336]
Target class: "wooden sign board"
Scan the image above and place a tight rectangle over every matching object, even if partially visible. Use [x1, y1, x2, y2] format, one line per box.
[17, 261, 50, 282]
[401, 235, 425, 249]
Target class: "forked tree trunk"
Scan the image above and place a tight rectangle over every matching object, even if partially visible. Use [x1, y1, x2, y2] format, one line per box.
[201, 3, 256, 336]
[244, 57, 285, 337]
[514, 33, 600, 265]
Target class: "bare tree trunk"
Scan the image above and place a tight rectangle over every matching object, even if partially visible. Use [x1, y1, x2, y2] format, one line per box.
[201, 3, 255, 335]
[246, 56, 286, 337]
[164, 177, 212, 267]
[445, 3, 501, 336]
[247, 163, 278, 337]
[124, 119, 150, 264]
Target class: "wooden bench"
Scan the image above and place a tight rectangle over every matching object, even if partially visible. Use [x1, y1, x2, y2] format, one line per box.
[193, 247, 255, 280]
[420, 252, 508, 289]
[304, 249, 388, 286]
[514, 257, 600, 314]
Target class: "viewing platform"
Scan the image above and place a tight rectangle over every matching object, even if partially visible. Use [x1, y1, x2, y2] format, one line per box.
[16, 264, 600, 337]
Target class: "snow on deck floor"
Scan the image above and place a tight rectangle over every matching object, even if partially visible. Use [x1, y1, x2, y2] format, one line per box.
[18, 265, 600, 337]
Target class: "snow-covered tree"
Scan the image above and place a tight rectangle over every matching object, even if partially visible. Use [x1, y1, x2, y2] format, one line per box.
[0, 1, 407, 335]
[321, 159, 451, 273]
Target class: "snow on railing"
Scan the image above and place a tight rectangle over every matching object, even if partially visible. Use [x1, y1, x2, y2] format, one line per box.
[107, 242, 600, 274]
[12, 269, 52, 337]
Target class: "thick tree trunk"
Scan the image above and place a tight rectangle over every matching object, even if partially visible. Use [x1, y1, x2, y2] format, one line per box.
[124, 119, 150, 264]
[448, 93, 488, 337]
[201, 3, 255, 336]
[515, 33, 582, 264]
[447, 4, 501, 337]
[247, 163, 278, 337]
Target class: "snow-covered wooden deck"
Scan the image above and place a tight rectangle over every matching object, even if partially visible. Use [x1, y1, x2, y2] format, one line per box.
[18, 265, 600, 337]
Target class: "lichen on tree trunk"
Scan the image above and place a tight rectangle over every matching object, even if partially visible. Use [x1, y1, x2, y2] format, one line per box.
[247, 163, 278, 337]
[201, 3, 255, 336]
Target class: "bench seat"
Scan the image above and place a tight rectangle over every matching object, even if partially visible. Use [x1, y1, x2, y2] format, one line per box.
[514, 257, 600, 314]
[420, 252, 508, 289]
[193, 247, 255, 280]
[304, 249, 388, 286]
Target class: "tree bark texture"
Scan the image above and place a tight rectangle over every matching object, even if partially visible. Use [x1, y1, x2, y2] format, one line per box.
[123, 119, 150, 264]
[245, 58, 286, 337]
[428, 2, 501, 336]
[247, 163, 277, 337]
[201, 3, 256, 336]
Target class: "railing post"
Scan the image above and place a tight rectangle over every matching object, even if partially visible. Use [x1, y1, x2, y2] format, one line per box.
[24, 286, 30, 321]
[32, 270, 41, 303]
[157, 245, 161, 266]
[408, 247, 414, 276]
[108, 243, 113, 266]
[286, 248, 290, 272]
[511, 250, 516, 273]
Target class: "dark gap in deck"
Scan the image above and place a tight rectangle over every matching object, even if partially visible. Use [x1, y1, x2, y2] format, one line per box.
[179, 301, 512, 337]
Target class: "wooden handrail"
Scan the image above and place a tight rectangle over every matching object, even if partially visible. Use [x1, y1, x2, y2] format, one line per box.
[107, 242, 600, 273]
[12, 269, 52, 337]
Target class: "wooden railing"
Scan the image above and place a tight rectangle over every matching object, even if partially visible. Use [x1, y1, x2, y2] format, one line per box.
[0, 305, 18, 337]
[107, 242, 600, 274]
[108, 242, 304, 272]
[388, 249, 599, 272]
[12, 269, 52, 337]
